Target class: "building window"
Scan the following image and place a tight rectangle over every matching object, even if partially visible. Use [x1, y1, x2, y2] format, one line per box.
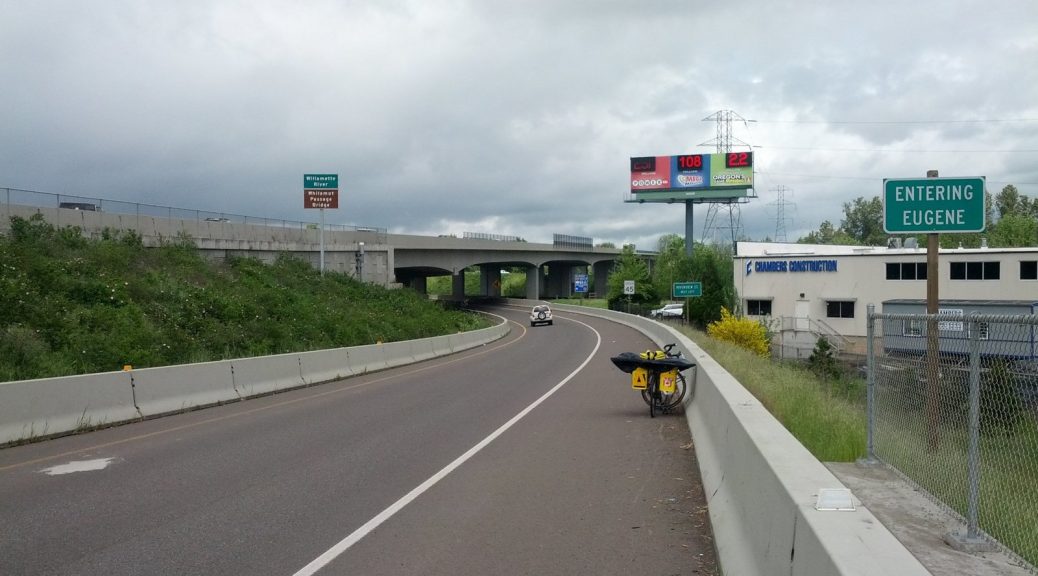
[1022, 261, 1038, 280]
[904, 319, 923, 337]
[950, 261, 1000, 280]
[886, 262, 926, 280]
[826, 300, 855, 319]
[976, 322, 990, 341]
[746, 299, 772, 316]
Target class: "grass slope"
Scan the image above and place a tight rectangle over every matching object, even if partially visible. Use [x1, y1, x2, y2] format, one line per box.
[0, 215, 490, 382]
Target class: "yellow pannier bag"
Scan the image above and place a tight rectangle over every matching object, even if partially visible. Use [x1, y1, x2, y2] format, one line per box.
[631, 367, 648, 390]
[659, 369, 678, 394]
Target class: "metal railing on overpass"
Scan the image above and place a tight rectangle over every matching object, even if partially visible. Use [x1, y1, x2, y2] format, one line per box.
[1, 187, 387, 236]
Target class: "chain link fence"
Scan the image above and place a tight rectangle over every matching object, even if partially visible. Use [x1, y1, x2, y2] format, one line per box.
[867, 307, 1038, 572]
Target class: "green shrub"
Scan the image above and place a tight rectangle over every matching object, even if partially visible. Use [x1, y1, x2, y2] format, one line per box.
[981, 358, 1023, 436]
[706, 307, 770, 357]
[808, 337, 840, 379]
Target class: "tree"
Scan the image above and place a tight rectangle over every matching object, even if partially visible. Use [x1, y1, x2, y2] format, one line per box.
[840, 196, 886, 245]
[808, 337, 840, 379]
[989, 213, 1038, 247]
[686, 244, 736, 327]
[651, 234, 692, 302]
[994, 185, 1024, 219]
[798, 220, 859, 245]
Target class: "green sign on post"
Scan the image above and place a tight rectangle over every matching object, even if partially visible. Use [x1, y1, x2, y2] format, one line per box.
[673, 281, 702, 298]
[883, 177, 985, 234]
[304, 174, 339, 189]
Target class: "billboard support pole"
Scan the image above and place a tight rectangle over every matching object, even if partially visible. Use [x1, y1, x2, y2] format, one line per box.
[685, 201, 695, 257]
[319, 208, 326, 276]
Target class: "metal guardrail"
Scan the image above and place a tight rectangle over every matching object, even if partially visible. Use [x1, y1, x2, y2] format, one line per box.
[866, 306, 1038, 572]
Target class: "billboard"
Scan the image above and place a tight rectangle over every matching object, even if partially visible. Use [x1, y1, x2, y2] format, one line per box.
[628, 152, 753, 202]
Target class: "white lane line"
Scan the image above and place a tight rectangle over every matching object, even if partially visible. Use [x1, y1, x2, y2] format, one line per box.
[293, 317, 601, 576]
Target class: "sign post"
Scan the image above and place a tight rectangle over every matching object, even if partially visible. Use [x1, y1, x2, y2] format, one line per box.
[303, 174, 339, 275]
[883, 173, 985, 452]
[623, 280, 635, 313]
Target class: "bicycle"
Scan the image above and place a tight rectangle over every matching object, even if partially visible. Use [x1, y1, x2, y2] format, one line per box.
[610, 343, 696, 418]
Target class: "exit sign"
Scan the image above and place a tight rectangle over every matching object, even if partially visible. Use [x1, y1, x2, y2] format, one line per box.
[883, 177, 985, 234]
[673, 281, 702, 298]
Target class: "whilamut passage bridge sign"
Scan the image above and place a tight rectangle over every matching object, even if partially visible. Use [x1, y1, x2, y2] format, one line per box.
[882, 176, 986, 234]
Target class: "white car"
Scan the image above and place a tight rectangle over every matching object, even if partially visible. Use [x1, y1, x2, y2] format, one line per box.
[530, 304, 553, 326]
[651, 303, 684, 319]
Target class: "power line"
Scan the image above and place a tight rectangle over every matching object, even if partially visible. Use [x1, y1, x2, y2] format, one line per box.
[754, 171, 1038, 188]
[751, 118, 1038, 125]
[752, 145, 1038, 154]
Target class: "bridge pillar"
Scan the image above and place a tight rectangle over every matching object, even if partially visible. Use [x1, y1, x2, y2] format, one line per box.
[593, 260, 613, 298]
[452, 271, 466, 299]
[525, 264, 541, 300]
[480, 264, 501, 297]
[545, 263, 575, 298]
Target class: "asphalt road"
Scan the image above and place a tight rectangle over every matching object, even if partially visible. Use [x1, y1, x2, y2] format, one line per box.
[0, 305, 717, 575]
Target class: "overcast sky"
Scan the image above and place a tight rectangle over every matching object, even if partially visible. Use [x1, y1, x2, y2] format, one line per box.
[3, 0, 1037, 249]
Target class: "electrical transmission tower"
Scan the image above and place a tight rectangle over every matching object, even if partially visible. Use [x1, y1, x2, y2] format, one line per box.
[700, 110, 756, 247]
[768, 185, 796, 242]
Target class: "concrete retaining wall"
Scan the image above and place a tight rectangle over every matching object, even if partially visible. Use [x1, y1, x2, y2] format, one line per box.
[507, 300, 929, 576]
[0, 317, 509, 446]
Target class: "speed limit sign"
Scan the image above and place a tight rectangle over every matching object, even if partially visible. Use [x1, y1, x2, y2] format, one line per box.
[623, 280, 635, 295]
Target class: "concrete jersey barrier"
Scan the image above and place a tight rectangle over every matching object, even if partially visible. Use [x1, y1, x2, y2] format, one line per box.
[0, 314, 509, 446]
[506, 299, 929, 576]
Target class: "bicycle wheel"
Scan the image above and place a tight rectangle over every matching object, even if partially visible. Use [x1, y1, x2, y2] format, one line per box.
[641, 372, 687, 412]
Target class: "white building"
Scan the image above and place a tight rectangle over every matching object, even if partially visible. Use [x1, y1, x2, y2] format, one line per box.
[733, 241, 1038, 357]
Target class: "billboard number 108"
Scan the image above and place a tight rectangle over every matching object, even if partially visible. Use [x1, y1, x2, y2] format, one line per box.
[677, 155, 703, 169]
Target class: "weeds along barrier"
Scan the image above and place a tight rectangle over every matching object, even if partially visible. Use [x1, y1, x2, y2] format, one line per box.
[0, 316, 508, 446]
[867, 307, 1038, 571]
[506, 299, 929, 576]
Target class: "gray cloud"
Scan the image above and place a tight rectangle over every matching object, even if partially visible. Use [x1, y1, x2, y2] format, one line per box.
[2, 0, 1036, 250]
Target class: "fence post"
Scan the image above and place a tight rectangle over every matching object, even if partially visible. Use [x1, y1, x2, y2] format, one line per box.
[864, 304, 878, 463]
[945, 315, 994, 551]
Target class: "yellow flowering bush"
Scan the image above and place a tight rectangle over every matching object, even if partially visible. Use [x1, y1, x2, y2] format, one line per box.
[706, 307, 771, 357]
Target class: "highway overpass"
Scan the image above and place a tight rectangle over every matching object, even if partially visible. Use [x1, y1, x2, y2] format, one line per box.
[1, 199, 629, 300]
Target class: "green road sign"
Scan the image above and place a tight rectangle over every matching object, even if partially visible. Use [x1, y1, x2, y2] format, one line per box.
[673, 281, 702, 298]
[304, 174, 339, 189]
[883, 177, 985, 233]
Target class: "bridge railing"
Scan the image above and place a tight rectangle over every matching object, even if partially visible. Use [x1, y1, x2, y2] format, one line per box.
[1, 187, 386, 235]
